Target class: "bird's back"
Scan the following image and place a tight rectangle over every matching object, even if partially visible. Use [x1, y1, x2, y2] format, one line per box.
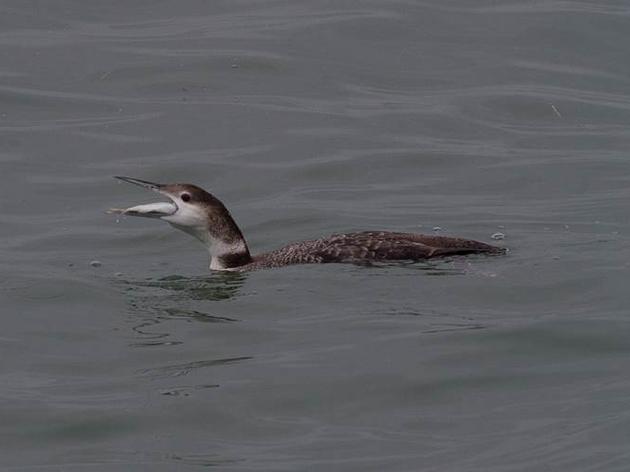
[242, 231, 504, 270]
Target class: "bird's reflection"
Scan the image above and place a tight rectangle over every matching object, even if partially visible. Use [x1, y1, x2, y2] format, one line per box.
[115, 272, 247, 347]
[124, 271, 248, 301]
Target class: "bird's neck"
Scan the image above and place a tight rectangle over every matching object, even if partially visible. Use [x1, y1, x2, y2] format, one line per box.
[206, 211, 252, 270]
[167, 202, 253, 270]
[207, 236, 252, 270]
[169, 220, 252, 271]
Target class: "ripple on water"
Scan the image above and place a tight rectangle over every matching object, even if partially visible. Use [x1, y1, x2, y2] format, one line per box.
[139, 356, 253, 379]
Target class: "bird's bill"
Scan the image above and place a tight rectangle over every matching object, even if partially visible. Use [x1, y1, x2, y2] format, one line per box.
[108, 176, 177, 218]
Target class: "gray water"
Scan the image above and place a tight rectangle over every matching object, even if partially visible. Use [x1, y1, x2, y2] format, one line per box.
[2, 1, 630, 470]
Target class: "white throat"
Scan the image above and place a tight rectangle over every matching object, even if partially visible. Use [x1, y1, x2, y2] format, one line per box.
[168, 222, 247, 271]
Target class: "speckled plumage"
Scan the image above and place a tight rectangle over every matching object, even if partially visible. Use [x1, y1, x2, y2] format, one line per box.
[237, 231, 505, 271]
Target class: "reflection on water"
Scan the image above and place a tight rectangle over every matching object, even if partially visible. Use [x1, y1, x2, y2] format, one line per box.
[362, 255, 499, 277]
[160, 384, 220, 397]
[160, 307, 238, 323]
[116, 272, 254, 411]
[140, 356, 253, 379]
[120, 272, 248, 301]
[114, 272, 246, 347]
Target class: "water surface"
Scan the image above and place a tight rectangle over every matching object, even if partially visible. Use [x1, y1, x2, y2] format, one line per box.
[2, 1, 630, 470]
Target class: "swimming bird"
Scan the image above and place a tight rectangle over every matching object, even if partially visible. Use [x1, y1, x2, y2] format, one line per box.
[108, 176, 505, 271]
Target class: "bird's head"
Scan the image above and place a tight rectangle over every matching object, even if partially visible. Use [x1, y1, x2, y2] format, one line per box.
[109, 176, 251, 269]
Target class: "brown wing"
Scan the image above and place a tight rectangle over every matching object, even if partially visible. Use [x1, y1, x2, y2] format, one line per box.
[313, 232, 503, 262]
[250, 231, 504, 268]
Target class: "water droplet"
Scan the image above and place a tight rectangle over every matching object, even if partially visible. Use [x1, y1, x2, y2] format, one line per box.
[433, 226, 442, 232]
[90, 260, 102, 268]
[491, 232, 505, 240]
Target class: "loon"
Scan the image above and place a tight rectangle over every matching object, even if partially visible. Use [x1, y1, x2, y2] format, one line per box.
[108, 176, 506, 271]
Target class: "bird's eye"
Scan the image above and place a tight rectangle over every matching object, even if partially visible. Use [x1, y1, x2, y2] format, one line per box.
[181, 193, 191, 202]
